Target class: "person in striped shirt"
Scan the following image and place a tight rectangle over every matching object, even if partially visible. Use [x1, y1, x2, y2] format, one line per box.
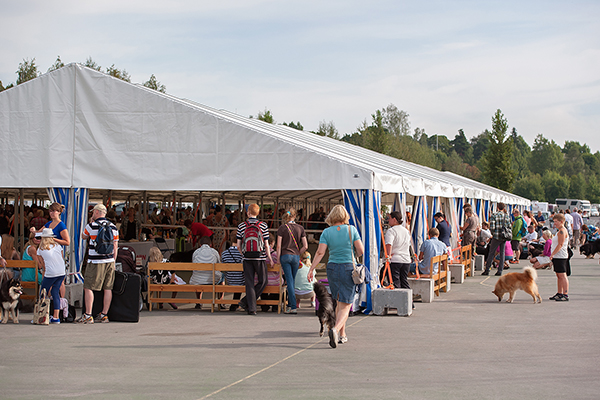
[221, 231, 244, 312]
[236, 204, 273, 315]
[79, 204, 119, 324]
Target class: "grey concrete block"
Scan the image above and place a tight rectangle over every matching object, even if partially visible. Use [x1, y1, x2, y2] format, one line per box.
[474, 254, 485, 271]
[407, 278, 434, 303]
[372, 288, 412, 316]
[65, 283, 83, 307]
[449, 264, 465, 284]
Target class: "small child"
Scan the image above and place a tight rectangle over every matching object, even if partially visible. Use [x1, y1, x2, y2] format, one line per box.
[36, 228, 66, 324]
[294, 251, 317, 308]
[148, 247, 184, 309]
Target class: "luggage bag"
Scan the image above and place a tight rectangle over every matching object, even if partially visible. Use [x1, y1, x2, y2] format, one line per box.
[82, 271, 141, 322]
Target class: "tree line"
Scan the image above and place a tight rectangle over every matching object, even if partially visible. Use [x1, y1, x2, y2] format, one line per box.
[3, 57, 598, 203]
[0, 56, 166, 93]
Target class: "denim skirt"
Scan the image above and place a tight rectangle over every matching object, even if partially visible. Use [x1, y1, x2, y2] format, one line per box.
[326, 262, 356, 304]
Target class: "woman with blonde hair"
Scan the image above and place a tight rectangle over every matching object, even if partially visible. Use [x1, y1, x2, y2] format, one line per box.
[148, 247, 183, 309]
[276, 207, 308, 314]
[37, 228, 66, 323]
[549, 213, 570, 301]
[308, 204, 364, 348]
[32, 202, 70, 247]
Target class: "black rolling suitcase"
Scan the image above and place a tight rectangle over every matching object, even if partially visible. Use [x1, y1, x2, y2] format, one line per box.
[82, 271, 141, 322]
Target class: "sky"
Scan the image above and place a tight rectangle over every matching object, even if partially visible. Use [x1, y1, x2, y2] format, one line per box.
[1, 0, 599, 151]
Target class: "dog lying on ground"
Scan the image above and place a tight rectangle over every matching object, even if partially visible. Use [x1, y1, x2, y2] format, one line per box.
[1, 278, 23, 323]
[580, 240, 600, 259]
[313, 282, 336, 337]
[492, 266, 541, 304]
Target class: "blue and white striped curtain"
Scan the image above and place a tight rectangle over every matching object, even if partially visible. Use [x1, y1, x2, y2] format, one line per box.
[484, 200, 491, 223]
[456, 197, 464, 227]
[343, 189, 381, 314]
[47, 188, 89, 284]
[411, 196, 429, 254]
[431, 196, 441, 228]
[475, 199, 482, 222]
[392, 193, 407, 228]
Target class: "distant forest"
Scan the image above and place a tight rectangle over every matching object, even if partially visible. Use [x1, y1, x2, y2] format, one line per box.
[3, 57, 598, 204]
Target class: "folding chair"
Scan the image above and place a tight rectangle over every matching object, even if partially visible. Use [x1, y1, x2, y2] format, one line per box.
[154, 237, 174, 259]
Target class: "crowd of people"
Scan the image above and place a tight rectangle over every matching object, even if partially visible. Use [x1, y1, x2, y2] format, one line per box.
[1, 195, 597, 343]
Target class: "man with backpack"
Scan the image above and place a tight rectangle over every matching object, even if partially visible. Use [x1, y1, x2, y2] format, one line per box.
[510, 209, 527, 263]
[236, 203, 273, 315]
[79, 204, 119, 324]
[482, 202, 512, 276]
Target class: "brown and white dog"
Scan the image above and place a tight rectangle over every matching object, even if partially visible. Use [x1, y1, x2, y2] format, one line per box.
[492, 266, 542, 304]
[1, 278, 23, 323]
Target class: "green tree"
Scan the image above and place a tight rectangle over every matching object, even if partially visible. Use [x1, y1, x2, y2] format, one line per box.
[451, 129, 474, 164]
[142, 74, 166, 93]
[16, 58, 39, 84]
[541, 171, 570, 203]
[561, 141, 587, 177]
[84, 57, 101, 71]
[529, 134, 563, 175]
[47, 55, 64, 72]
[256, 109, 274, 123]
[0, 80, 13, 92]
[382, 103, 410, 138]
[282, 121, 304, 131]
[413, 127, 428, 146]
[481, 109, 515, 191]
[569, 173, 586, 200]
[510, 127, 531, 179]
[470, 131, 490, 164]
[362, 110, 389, 154]
[513, 174, 545, 201]
[427, 134, 451, 154]
[316, 120, 339, 139]
[586, 175, 600, 203]
[106, 64, 131, 82]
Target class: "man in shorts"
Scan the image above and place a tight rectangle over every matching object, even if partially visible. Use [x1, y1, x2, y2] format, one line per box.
[79, 204, 119, 324]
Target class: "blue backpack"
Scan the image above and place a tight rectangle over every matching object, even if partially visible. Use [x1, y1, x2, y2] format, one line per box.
[518, 217, 528, 237]
[95, 220, 114, 255]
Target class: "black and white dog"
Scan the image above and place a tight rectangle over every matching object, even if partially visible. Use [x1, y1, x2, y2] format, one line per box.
[580, 240, 600, 259]
[1, 278, 23, 324]
[313, 282, 336, 337]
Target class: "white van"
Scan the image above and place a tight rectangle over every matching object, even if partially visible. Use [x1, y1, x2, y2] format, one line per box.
[555, 199, 592, 216]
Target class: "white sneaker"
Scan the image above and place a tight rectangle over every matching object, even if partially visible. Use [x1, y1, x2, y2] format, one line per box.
[338, 336, 348, 344]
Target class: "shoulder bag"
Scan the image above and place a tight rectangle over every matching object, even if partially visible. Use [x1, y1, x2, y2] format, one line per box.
[33, 288, 50, 325]
[348, 225, 365, 284]
[499, 214, 512, 241]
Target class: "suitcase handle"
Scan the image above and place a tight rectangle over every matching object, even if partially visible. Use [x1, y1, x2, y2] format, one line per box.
[113, 271, 129, 296]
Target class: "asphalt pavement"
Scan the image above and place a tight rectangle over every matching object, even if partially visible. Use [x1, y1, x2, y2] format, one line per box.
[2, 253, 600, 400]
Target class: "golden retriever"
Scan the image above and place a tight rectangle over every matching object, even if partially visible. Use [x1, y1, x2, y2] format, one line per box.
[492, 266, 541, 303]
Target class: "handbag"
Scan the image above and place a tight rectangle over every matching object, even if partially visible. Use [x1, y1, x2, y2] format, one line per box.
[33, 288, 50, 325]
[348, 225, 365, 285]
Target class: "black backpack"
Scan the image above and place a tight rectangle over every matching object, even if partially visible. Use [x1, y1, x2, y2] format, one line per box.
[95, 220, 115, 255]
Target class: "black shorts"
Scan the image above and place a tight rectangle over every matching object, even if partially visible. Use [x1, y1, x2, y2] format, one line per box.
[511, 240, 520, 251]
[553, 258, 568, 273]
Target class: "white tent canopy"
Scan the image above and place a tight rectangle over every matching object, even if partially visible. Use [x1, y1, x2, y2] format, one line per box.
[0, 63, 529, 207]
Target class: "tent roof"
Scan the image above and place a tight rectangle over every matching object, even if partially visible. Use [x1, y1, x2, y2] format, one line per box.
[0, 63, 529, 206]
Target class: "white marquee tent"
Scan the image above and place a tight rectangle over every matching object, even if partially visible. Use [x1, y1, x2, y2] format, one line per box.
[0, 64, 529, 312]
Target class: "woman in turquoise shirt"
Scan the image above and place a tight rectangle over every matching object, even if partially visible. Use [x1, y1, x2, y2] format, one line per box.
[308, 205, 364, 349]
[21, 231, 44, 283]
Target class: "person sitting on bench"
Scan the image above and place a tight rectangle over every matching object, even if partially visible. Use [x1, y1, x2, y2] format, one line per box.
[415, 228, 447, 278]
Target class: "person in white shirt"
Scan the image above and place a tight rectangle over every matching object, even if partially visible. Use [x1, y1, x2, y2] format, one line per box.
[384, 211, 413, 289]
[519, 224, 538, 258]
[190, 236, 223, 309]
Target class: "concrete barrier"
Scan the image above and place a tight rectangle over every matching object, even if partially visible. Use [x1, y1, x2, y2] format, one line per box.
[407, 278, 434, 303]
[474, 254, 485, 271]
[449, 263, 465, 283]
[372, 288, 413, 316]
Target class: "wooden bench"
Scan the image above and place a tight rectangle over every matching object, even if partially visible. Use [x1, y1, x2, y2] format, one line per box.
[147, 262, 286, 313]
[215, 263, 285, 313]
[7, 260, 38, 301]
[147, 262, 216, 312]
[461, 244, 473, 278]
[408, 253, 449, 300]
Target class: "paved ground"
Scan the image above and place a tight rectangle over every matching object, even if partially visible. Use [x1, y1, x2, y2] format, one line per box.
[2, 253, 600, 400]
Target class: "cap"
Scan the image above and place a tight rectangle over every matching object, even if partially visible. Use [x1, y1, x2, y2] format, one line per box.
[93, 204, 107, 213]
